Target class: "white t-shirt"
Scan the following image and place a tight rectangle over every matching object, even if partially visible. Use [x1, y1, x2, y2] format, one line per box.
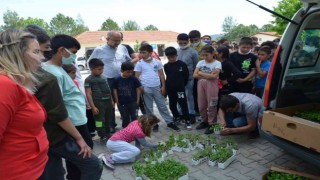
[196, 59, 222, 74]
[134, 59, 163, 87]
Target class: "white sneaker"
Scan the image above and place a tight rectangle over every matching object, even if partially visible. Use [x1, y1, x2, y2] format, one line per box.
[98, 153, 115, 170]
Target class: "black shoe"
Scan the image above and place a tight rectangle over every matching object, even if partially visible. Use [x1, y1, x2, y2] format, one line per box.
[204, 127, 214, 134]
[185, 121, 192, 130]
[196, 122, 209, 130]
[167, 122, 180, 132]
[153, 124, 159, 132]
[110, 127, 115, 133]
[190, 115, 196, 124]
[248, 131, 260, 139]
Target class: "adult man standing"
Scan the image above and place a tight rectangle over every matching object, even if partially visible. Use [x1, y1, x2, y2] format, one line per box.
[89, 31, 132, 133]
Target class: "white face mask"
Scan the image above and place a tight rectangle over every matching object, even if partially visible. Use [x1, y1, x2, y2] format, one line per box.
[145, 56, 152, 61]
[238, 49, 251, 55]
[192, 41, 201, 47]
[179, 44, 189, 50]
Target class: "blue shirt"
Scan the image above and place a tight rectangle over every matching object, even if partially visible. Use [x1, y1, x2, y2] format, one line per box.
[42, 63, 87, 126]
[88, 44, 131, 78]
[114, 76, 141, 105]
[255, 61, 271, 88]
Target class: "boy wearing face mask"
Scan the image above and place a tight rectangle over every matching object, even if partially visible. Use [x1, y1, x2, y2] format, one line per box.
[134, 44, 180, 132]
[42, 35, 96, 179]
[177, 33, 199, 123]
[229, 37, 257, 93]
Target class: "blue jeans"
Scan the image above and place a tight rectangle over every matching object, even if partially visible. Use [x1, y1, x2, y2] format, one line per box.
[185, 79, 196, 115]
[143, 86, 173, 124]
[225, 112, 248, 128]
[39, 137, 102, 180]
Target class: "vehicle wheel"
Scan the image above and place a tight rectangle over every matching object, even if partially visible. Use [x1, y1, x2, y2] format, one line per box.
[78, 65, 84, 71]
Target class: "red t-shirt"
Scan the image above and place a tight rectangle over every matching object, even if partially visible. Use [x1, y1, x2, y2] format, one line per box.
[0, 75, 49, 179]
[110, 120, 145, 142]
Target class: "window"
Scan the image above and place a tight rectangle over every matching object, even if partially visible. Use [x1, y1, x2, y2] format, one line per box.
[289, 29, 320, 68]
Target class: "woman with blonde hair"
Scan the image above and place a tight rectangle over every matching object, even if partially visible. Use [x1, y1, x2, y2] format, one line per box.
[0, 29, 49, 179]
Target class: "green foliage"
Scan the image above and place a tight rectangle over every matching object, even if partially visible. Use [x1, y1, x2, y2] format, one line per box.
[133, 161, 144, 177]
[122, 20, 140, 31]
[0, 10, 88, 37]
[100, 18, 121, 31]
[144, 159, 188, 180]
[144, 24, 158, 31]
[222, 16, 238, 33]
[49, 13, 88, 36]
[224, 24, 260, 42]
[271, 0, 303, 35]
[1, 10, 25, 30]
[260, 24, 274, 32]
[267, 171, 310, 180]
[294, 110, 320, 123]
[216, 147, 233, 163]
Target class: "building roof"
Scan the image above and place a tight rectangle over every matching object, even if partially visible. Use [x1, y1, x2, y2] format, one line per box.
[254, 32, 281, 37]
[75, 31, 179, 44]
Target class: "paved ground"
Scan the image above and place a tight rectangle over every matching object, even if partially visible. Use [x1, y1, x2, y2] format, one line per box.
[79, 69, 320, 180]
[90, 107, 320, 180]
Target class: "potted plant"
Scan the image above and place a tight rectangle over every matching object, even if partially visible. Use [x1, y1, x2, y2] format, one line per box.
[208, 151, 218, 167]
[217, 147, 236, 169]
[143, 159, 189, 180]
[132, 161, 144, 180]
[191, 149, 208, 165]
[210, 124, 223, 135]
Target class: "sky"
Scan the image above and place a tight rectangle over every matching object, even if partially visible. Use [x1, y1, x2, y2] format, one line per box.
[0, 0, 280, 35]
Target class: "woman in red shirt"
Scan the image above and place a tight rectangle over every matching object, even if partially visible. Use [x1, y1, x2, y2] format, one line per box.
[0, 29, 49, 179]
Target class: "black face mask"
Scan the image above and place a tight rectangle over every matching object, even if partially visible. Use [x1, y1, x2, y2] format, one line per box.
[43, 50, 53, 61]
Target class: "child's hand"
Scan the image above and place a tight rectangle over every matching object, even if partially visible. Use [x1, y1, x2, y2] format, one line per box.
[160, 86, 166, 96]
[92, 107, 99, 115]
[255, 59, 261, 67]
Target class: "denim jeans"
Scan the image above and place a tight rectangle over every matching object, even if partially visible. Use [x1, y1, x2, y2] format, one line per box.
[39, 137, 102, 180]
[143, 86, 173, 124]
[225, 112, 259, 133]
[185, 79, 196, 115]
[118, 102, 137, 128]
[225, 112, 248, 128]
[107, 78, 116, 128]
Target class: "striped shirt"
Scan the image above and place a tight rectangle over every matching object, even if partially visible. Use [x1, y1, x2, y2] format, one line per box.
[110, 120, 145, 142]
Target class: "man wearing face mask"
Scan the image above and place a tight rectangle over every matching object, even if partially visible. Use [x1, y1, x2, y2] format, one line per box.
[88, 31, 132, 133]
[42, 35, 103, 180]
[176, 33, 199, 123]
[201, 35, 212, 45]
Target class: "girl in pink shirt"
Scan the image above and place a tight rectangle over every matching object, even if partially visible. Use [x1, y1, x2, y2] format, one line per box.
[100, 114, 159, 169]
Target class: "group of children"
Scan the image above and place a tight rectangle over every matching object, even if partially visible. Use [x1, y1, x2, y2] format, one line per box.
[66, 31, 273, 170]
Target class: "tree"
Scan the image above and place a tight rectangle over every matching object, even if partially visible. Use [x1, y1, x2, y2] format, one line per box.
[1, 10, 25, 30]
[260, 24, 274, 32]
[224, 24, 259, 41]
[222, 16, 238, 33]
[100, 18, 121, 31]
[49, 13, 88, 36]
[122, 20, 140, 31]
[144, 24, 158, 31]
[73, 15, 89, 36]
[271, 0, 303, 34]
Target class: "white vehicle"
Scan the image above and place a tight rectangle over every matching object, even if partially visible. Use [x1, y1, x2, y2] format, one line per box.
[249, 0, 320, 167]
[76, 56, 88, 71]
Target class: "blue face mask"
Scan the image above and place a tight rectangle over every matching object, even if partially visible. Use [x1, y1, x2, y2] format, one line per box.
[62, 48, 76, 64]
[203, 40, 211, 45]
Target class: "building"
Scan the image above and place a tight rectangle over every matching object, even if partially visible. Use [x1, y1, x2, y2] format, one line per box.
[75, 31, 179, 57]
[252, 32, 281, 44]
